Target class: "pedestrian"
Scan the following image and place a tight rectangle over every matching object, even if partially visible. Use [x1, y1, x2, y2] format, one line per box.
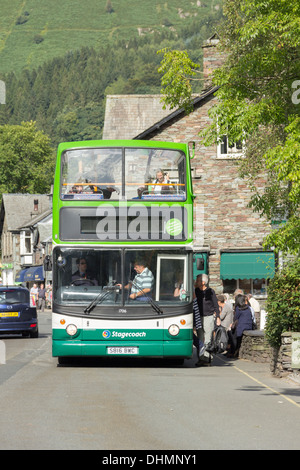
[37, 283, 46, 312]
[217, 294, 233, 330]
[46, 284, 52, 309]
[245, 295, 256, 329]
[30, 283, 38, 306]
[247, 293, 260, 327]
[194, 274, 220, 366]
[230, 294, 253, 357]
[192, 296, 205, 358]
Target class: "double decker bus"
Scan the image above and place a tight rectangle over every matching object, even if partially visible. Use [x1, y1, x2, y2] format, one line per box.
[51, 140, 195, 364]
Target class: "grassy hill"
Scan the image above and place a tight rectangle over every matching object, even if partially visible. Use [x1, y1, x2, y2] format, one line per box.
[0, 0, 223, 147]
[0, 0, 222, 74]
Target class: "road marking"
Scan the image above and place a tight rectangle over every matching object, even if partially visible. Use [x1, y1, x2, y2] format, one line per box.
[226, 359, 300, 409]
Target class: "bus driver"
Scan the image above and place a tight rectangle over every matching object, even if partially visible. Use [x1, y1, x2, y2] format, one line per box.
[71, 257, 98, 286]
[117, 259, 154, 301]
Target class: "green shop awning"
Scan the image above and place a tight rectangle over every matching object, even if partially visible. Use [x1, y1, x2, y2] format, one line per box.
[220, 251, 275, 280]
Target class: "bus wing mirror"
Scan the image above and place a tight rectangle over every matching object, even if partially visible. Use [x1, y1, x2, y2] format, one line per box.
[196, 257, 204, 270]
[43, 255, 52, 271]
[188, 141, 195, 159]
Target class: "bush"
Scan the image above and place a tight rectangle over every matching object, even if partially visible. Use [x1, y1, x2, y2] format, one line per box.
[33, 35, 44, 44]
[16, 15, 29, 25]
[105, 1, 114, 13]
[265, 258, 300, 348]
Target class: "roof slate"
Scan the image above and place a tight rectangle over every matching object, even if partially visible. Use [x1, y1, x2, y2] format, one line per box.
[0, 194, 50, 231]
[102, 95, 172, 140]
[102, 88, 219, 142]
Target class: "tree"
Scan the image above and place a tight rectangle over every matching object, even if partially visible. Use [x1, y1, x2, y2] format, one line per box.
[157, 48, 202, 113]
[0, 121, 55, 196]
[265, 258, 300, 348]
[158, 0, 300, 254]
[204, 0, 300, 255]
[105, 0, 114, 14]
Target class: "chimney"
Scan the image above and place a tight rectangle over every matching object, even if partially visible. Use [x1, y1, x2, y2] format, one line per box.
[34, 199, 39, 211]
[202, 33, 224, 89]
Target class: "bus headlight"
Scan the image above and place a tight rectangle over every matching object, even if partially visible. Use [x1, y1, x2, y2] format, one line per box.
[168, 324, 180, 336]
[66, 324, 78, 336]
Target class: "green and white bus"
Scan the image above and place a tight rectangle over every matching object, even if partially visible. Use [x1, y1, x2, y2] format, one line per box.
[51, 140, 195, 363]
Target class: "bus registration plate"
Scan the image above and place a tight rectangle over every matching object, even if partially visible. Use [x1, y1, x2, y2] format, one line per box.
[107, 347, 139, 355]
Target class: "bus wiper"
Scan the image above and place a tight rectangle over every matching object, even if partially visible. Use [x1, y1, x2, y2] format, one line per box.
[83, 290, 110, 314]
[131, 280, 163, 315]
[83, 281, 119, 314]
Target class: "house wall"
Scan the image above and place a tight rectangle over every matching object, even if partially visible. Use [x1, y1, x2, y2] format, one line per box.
[202, 37, 225, 88]
[148, 98, 271, 292]
[1, 217, 13, 284]
[100, 38, 272, 295]
[0, 195, 52, 285]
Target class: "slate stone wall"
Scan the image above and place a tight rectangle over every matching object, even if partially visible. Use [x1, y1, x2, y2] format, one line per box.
[239, 330, 272, 363]
[239, 330, 300, 380]
[150, 99, 271, 292]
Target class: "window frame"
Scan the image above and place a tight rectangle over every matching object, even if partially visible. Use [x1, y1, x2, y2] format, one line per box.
[217, 134, 245, 159]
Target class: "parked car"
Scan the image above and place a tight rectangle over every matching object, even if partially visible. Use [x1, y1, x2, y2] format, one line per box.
[0, 286, 38, 337]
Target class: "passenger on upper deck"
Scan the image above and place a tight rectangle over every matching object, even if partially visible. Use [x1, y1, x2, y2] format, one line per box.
[138, 169, 174, 198]
[152, 169, 173, 193]
[70, 183, 84, 194]
[87, 168, 118, 199]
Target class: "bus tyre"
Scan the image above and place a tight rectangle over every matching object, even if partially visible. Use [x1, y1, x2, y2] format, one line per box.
[58, 356, 70, 365]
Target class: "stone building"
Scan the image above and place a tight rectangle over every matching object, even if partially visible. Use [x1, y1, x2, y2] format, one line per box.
[102, 35, 275, 297]
[0, 194, 52, 286]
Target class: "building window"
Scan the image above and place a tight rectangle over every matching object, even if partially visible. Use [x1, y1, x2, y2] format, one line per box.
[21, 230, 32, 255]
[217, 134, 244, 159]
[222, 278, 269, 296]
[220, 251, 275, 297]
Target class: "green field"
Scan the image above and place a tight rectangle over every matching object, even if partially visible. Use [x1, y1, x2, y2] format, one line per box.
[0, 0, 221, 74]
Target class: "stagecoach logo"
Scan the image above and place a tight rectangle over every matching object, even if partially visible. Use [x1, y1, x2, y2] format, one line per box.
[165, 218, 183, 236]
[102, 329, 147, 339]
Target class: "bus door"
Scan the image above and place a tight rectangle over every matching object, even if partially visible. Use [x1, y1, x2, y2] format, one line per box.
[155, 254, 189, 303]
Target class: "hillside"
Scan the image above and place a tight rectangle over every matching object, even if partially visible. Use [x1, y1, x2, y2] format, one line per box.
[0, 0, 222, 74]
[0, 0, 223, 147]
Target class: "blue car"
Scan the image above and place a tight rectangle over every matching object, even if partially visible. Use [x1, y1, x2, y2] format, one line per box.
[0, 286, 38, 338]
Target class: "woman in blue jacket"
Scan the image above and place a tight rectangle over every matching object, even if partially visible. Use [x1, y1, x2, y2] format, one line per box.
[230, 294, 253, 356]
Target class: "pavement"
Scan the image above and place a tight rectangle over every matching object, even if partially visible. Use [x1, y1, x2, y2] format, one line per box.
[209, 351, 300, 410]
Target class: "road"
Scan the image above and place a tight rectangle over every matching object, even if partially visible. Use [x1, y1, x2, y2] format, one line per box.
[0, 311, 299, 451]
